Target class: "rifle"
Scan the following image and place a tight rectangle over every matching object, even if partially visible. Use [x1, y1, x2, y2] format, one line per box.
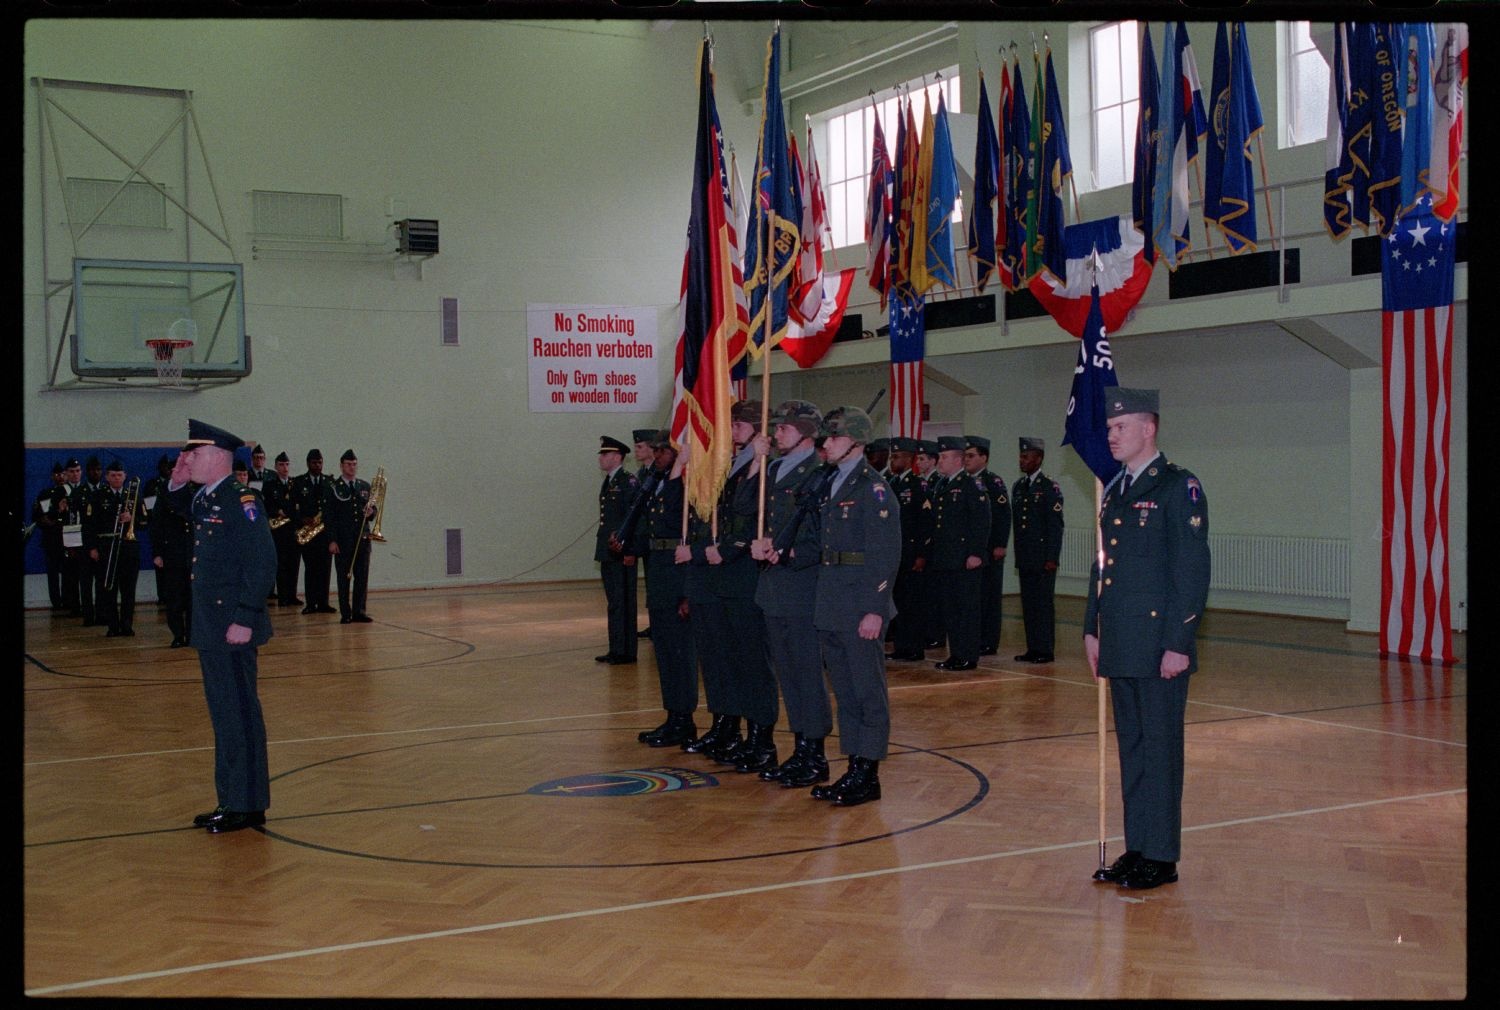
[610, 467, 662, 556]
[768, 463, 838, 560]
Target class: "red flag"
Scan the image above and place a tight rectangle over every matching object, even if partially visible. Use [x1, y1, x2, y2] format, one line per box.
[782, 268, 857, 368]
[864, 103, 892, 309]
[1429, 24, 1468, 222]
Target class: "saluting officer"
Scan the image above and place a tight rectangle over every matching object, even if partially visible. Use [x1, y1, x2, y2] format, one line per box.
[928, 436, 990, 671]
[290, 449, 336, 615]
[149, 453, 194, 648]
[807, 406, 901, 807]
[1012, 437, 1064, 663]
[262, 452, 302, 607]
[885, 437, 932, 662]
[1085, 389, 1211, 891]
[326, 449, 376, 624]
[163, 419, 277, 834]
[750, 399, 832, 787]
[634, 433, 698, 748]
[963, 436, 1011, 656]
[595, 435, 640, 665]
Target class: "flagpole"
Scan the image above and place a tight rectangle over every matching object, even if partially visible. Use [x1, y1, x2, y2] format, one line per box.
[1097, 473, 1109, 873]
[1255, 133, 1278, 247]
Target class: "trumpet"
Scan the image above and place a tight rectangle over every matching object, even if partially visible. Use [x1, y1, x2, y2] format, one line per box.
[103, 477, 141, 590]
[296, 512, 324, 545]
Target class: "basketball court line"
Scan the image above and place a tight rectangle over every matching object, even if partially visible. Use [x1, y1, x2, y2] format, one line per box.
[23, 786, 1467, 996]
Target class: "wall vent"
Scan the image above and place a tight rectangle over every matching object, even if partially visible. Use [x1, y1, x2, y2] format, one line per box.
[445, 528, 462, 576]
[441, 297, 460, 345]
[65, 177, 167, 229]
[251, 190, 344, 239]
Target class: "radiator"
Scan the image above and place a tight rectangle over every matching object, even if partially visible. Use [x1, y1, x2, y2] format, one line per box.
[1059, 530, 1348, 599]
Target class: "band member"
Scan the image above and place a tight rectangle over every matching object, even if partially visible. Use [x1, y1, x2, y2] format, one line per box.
[262, 452, 302, 606]
[595, 436, 639, 664]
[150, 453, 194, 647]
[71, 455, 105, 625]
[291, 449, 336, 614]
[750, 399, 831, 786]
[163, 419, 277, 834]
[31, 462, 68, 610]
[141, 455, 175, 606]
[56, 458, 83, 616]
[85, 460, 147, 636]
[327, 449, 376, 623]
[248, 445, 273, 487]
[807, 406, 901, 807]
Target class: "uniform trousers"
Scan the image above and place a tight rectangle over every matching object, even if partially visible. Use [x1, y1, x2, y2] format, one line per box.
[599, 558, 637, 660]
[273, 527, 301, 604]
[690, 597, 732, 714]
[159, 564, 191, 641]
[60, 542, 81, 613]
[42, 534, 66, 608]
[1108, 672, 1190, 862]
[198, 648, 271, 812]
[302, 536, 333, 608]
[890, 568, 926, 654]
[95, 541, 140, 631]
[919, 570, 944, 645]
[647, 604, 697, 713]
[979, 561, 1005, 653]
[719, 597, 776, 728]
[934, 567, 981, 663]
[818, 629, 889, 759]
[73, 548, 97, 621]
[333, 541, 371, 618]
[1018, 568, 1057, 656]
[764, 614, 831, 737]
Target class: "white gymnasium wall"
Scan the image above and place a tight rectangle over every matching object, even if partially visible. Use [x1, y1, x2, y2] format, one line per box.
[23, 17, 1468, 635]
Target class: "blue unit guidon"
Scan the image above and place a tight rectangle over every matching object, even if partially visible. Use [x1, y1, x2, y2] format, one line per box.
[527, 767, 718, 798]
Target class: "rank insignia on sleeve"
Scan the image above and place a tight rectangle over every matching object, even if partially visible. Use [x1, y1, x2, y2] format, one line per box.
[1186, 477, 1201, 502]
[879, 509, 889, 519]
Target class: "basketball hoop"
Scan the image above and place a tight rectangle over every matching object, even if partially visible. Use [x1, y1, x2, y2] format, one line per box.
[145, 337, 193, 387]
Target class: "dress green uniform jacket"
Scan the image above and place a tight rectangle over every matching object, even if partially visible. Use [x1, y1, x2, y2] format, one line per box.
[889, 469, 933, 570]
[1083, 458, 1210, 679]
[979, 468, 1011, 556]
[641, 473, 689, 610]
[595, 468, 640, 562]
[1011, 471, 1065, 570]
[927, 472, 991, 571]
[164, 479, 277, 651]
[289, 472, 328, 525]
[813, 460, 901, 630]
[324, 477, 374, 552]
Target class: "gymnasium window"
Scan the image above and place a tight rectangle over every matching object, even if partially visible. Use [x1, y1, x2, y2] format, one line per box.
[1281, 21, 1330, 148]
[1087, 20, 1140, 192]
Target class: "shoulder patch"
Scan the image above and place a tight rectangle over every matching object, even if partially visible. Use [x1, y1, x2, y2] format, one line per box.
[1186, 477, 1202, 503]
[240, 494, 260, 522]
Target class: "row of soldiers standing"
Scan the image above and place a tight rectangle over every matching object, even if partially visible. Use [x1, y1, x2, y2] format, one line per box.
[596, 400, 900, 807]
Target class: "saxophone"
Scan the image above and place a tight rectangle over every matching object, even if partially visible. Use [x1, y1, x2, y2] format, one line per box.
[295, 511, 324, 545]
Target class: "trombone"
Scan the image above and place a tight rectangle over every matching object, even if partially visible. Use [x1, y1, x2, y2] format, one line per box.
[350, 466, 387, 569]
[103, 477, 141, 591]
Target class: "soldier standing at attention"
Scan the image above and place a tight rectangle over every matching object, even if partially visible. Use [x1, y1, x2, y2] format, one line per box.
[963, 436, 1011, 657]
[32, 462, 69, 610]
[594, 436, 640, 665]
[806, 406, 901, 807]
[1085, 389, 1211, 890]
[865, 437, 891, 478]
[86, 459, 147, 637]
[634, 434, 698, 748]
[56, 458, 83, 617]
[140, 455, 175, 607]
[750, 399, 832, 787]
[885, 437, 932, 663]
[1012, 437, 1064, 663]
[631, 428, 656, 640]
[262, 452, 302, 607]
[73, 455, 105, 626]
[913, 440, 944, 650]
[163, 419, 277, 834]
[291, 449, 336, 615]
[928, 436, 990, 671]
[327, 449, 376, 624]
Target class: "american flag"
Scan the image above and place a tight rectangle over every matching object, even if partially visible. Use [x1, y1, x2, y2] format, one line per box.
[888, 285, 925, 440]
[1380, 197, 1456, 663]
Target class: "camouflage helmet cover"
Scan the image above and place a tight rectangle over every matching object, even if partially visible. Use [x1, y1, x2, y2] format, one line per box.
[819, 405, 874, 443]
[769, 399, 822, 439]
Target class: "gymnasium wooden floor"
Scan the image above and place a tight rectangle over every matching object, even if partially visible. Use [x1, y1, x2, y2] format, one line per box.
[23, 584, 1467, 998]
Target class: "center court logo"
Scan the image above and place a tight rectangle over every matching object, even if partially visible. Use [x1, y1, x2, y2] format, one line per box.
[527, 766, 718, 797]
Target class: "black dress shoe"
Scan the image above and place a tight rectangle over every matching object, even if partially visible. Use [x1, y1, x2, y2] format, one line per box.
[1119, 858, 1178, 890]
[1091, 849, 1142, 883]
[934, 658, 977, 671]
[206, 810, 267, 834]
[170, 637, 187, 648]
[645, 714, 696, 749]
[1028, 653, 1055, 664]
[885, 650, 924, 662]
[681, 714, 731, 754]
[595, 653, 616, 663]
[637, 627, 651, 639]
[353, 614, 373, 623]
[316, 604, 338, 614]
[340, 616, 354, 624]
[192, 806, 227, 827]
[779, 737, 830, 788]
[978, 648, 998, 656]
[811, 764, 856, 801]
[106, 627, 122, 637]
[924, 638, 943, 649]
[832, 757, 881, 807]
[301, 606, 317, 615]
[1014, 651, 1037, 662]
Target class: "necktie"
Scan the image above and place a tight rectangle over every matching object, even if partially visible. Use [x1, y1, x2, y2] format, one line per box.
[1121, 473, 1133, 497]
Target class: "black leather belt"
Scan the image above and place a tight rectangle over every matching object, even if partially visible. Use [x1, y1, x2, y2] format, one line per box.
[649, 538, 679, 551]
